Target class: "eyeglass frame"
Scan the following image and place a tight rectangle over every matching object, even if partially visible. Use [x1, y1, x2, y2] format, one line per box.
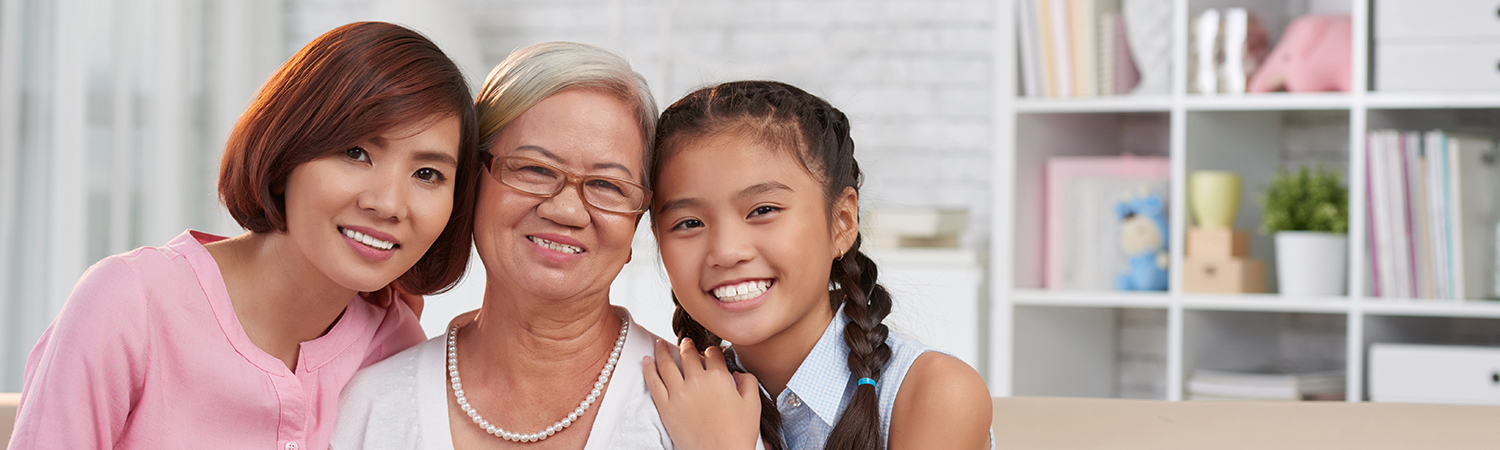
[480, 152, 653, 214]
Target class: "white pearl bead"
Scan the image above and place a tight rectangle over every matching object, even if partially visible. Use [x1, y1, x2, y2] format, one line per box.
[445, 320, 629, 443]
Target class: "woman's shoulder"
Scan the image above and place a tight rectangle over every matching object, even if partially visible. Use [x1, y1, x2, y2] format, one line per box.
[344, 334, 441, 399]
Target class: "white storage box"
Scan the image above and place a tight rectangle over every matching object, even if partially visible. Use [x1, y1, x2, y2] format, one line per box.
[1369, 343, 1500, 405]
[1374, 0, 1500, 91]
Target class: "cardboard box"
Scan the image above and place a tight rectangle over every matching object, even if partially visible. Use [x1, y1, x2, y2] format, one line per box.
[1183, 257, 1265, 293]
[1187, 227, 1250, 259]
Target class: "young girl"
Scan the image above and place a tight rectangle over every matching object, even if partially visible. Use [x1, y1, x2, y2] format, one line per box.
[8, 22, 479, 449]
[641, 80, 992, 450]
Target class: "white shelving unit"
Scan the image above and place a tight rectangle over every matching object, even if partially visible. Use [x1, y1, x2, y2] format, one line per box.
[989, 0, 1500, 402]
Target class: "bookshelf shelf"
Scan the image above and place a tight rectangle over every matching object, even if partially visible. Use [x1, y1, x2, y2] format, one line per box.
[1180, 294, 1352, 313]
[1365, 93, 1500, 109]
[1360, 300, 1500, 319]
[1182, 93, 1354, 111]
[1012, 289, 1172, 309]
[992, 0, 1500, 403]
[1015, 96, 1174, 113]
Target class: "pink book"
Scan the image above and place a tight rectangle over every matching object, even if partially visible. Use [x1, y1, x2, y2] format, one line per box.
[1044, 155, 1170, 290]
[1366, 134, 1381, 298]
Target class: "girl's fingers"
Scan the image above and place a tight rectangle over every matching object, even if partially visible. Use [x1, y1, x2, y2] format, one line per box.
[702, 344, 730, 374]
[641, 356, 669, 402]
[732, 371, 761, 402]
[678, 337, 706, 377]
[653, 339, 685, 389]
[392, 285, 424, 319]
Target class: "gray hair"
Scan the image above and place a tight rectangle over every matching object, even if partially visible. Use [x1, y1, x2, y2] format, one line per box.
[476, 41, 658, 186]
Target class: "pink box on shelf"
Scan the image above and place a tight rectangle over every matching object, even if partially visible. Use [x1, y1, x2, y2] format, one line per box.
[1044, 155, 1171, 290]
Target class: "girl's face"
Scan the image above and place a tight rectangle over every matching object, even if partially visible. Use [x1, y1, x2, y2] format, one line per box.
[281, 114, 461, 293]
[653, 132, 858, 349]
[473, 89, 644, 301]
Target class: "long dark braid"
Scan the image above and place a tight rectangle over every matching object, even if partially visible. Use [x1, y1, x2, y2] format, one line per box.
[654, 80, 894, 450]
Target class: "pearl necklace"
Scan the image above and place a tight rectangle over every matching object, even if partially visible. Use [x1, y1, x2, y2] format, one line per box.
[447, 318, 629, 443]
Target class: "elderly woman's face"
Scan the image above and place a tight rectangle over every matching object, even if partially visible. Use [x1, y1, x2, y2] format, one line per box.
[474, 88, 645, 301]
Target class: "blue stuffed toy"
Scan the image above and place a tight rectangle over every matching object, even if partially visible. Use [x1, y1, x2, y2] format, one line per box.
[1116, 191, 1169, 291]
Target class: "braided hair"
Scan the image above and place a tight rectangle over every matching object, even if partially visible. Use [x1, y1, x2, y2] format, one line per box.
[652, 81, 895, 450]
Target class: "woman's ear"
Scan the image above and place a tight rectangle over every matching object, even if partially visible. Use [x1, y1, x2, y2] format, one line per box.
[831, 186, 859, 258]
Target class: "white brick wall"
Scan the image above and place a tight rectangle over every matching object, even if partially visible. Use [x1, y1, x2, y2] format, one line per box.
[285, 0, 996, 251]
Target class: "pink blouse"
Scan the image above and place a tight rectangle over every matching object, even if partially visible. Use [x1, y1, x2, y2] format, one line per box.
[8, 230, 425, 450]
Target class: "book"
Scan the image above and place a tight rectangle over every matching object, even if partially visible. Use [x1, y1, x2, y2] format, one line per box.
[1369, 130, 1398, 297]
[1070, 0, 1095, 97]
[1425, 130, 1451, 299]
[1387, 130, 1413, 298]
[1187, 369, 1345, 401]
[1018, 0, 1043, 97]
[1047, 0, 1073, 97]
[1445, 132, 1500, 300]
[1094, 0, 1123, 96]
[1366, 134, 1382, 297]
[1406, 131, 1434, 299]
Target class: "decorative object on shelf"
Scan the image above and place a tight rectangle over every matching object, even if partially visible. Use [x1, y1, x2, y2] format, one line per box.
[1183, 228, 1265, 294]
[1219, 8, 1270, 95]
[1122, 0, 1171, 95]
[1045, 155, 1170, 290]
[1260, 166, 1349, 296]
[1247, 14, 1351, 93]
[865, 208, 968, 250]
[1189, 170, 1241, 228]
[1184, 170, 1264, 293]
[1116, 189, 1169, 291]
[1189, 9, 1221, 95]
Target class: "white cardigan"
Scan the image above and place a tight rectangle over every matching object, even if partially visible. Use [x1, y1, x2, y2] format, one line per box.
[331, 306, 676, 450]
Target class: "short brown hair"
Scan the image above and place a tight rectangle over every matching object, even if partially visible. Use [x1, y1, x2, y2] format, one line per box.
[218, 21, 480, 295]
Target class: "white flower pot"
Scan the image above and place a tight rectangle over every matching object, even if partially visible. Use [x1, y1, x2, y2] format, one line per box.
[1274, 231, 1348, 296]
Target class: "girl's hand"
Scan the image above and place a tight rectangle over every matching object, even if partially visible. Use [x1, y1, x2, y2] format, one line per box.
[642, 338, 760, 450]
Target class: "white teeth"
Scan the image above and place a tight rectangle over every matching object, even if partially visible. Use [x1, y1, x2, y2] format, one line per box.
[712, 280, 771, 303]
[528, 236, 583, 254]
[342, 227, 395, 250]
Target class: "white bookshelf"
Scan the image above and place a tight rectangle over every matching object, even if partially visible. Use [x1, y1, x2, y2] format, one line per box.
[990, 0, 1500, 402]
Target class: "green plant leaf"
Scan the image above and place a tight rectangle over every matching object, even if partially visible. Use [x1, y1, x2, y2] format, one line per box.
[1259, 165, 1349, 234]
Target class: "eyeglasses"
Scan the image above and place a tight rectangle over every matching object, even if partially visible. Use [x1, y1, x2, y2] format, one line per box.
[483, 155, 652, 214]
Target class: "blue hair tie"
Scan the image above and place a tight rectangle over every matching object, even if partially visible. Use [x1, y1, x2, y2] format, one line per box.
[857, 377, 877, 388]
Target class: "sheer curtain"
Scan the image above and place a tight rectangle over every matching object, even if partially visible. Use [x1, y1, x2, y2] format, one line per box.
[0, 0, 284, 391]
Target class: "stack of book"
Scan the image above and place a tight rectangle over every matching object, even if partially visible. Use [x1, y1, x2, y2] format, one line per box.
[1365, 130, 1500, 301]
[1186, 370, 1346, 402]
[1017, 0, 1139, 98]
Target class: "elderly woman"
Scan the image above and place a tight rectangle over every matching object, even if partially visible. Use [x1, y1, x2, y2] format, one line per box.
[331, 41, 674, 449]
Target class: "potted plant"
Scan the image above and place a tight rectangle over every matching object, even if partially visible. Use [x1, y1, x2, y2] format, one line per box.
[1261, 166, 1349, 296]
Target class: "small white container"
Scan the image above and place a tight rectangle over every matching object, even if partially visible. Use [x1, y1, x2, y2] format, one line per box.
[1370, 343, 1500, 405]
[1274, 231, 1348, 296]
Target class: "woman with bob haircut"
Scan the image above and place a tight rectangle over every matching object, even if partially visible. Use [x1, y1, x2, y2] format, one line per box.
[8, 21, 479, 450]
[332, 41, 684, 449]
